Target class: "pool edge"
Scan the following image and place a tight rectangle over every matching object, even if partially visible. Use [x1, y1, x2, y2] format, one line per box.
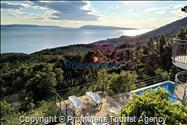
[131, 80, 175, 94]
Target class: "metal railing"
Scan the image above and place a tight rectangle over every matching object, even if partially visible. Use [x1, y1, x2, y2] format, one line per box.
[171, 39, 187, 65]
[55, 75, 172, 100]
[175, 71, 187, 85]
[53, 89, 85, 125]
[175, 71, 187, 104]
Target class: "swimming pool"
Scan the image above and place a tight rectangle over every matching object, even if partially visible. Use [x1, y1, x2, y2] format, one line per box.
[131, 81, 179, 103]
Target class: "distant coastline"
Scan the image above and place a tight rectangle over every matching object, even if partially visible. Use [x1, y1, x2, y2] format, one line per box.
[1, 24, 138, 30]
[2, 17, 186, 54]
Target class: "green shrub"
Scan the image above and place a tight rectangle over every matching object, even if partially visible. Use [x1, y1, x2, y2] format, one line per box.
[120, 88, 187, 125]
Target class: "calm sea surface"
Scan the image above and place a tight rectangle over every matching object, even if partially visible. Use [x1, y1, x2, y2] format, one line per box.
[1, 27, 151, 53]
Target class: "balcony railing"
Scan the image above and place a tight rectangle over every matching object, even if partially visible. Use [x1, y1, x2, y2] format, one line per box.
[171, 39, 187, 70]
[175, 71, 187, 84]
[175, 71, 187, 104]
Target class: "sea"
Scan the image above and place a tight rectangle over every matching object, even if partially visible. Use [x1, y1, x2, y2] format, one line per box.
[1, 27, 151, 54]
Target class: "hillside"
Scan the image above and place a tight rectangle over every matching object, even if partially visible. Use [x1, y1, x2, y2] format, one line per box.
[94, 17, 187, 46]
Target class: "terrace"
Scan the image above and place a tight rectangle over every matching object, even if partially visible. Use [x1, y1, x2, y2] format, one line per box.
[53, 75, 179, 125]
[54, 90, 129, 125]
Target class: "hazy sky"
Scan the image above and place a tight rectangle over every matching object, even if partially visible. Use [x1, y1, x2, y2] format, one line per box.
[1, 1, 187, 29]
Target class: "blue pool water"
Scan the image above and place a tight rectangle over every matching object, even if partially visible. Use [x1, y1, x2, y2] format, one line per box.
[134, 81, 179, 103]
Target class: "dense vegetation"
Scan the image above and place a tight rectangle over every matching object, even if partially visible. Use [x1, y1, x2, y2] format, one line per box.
[1, 100, 60, 125]
[120, 88, 187, 125]
[0, 27, 186, 124]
